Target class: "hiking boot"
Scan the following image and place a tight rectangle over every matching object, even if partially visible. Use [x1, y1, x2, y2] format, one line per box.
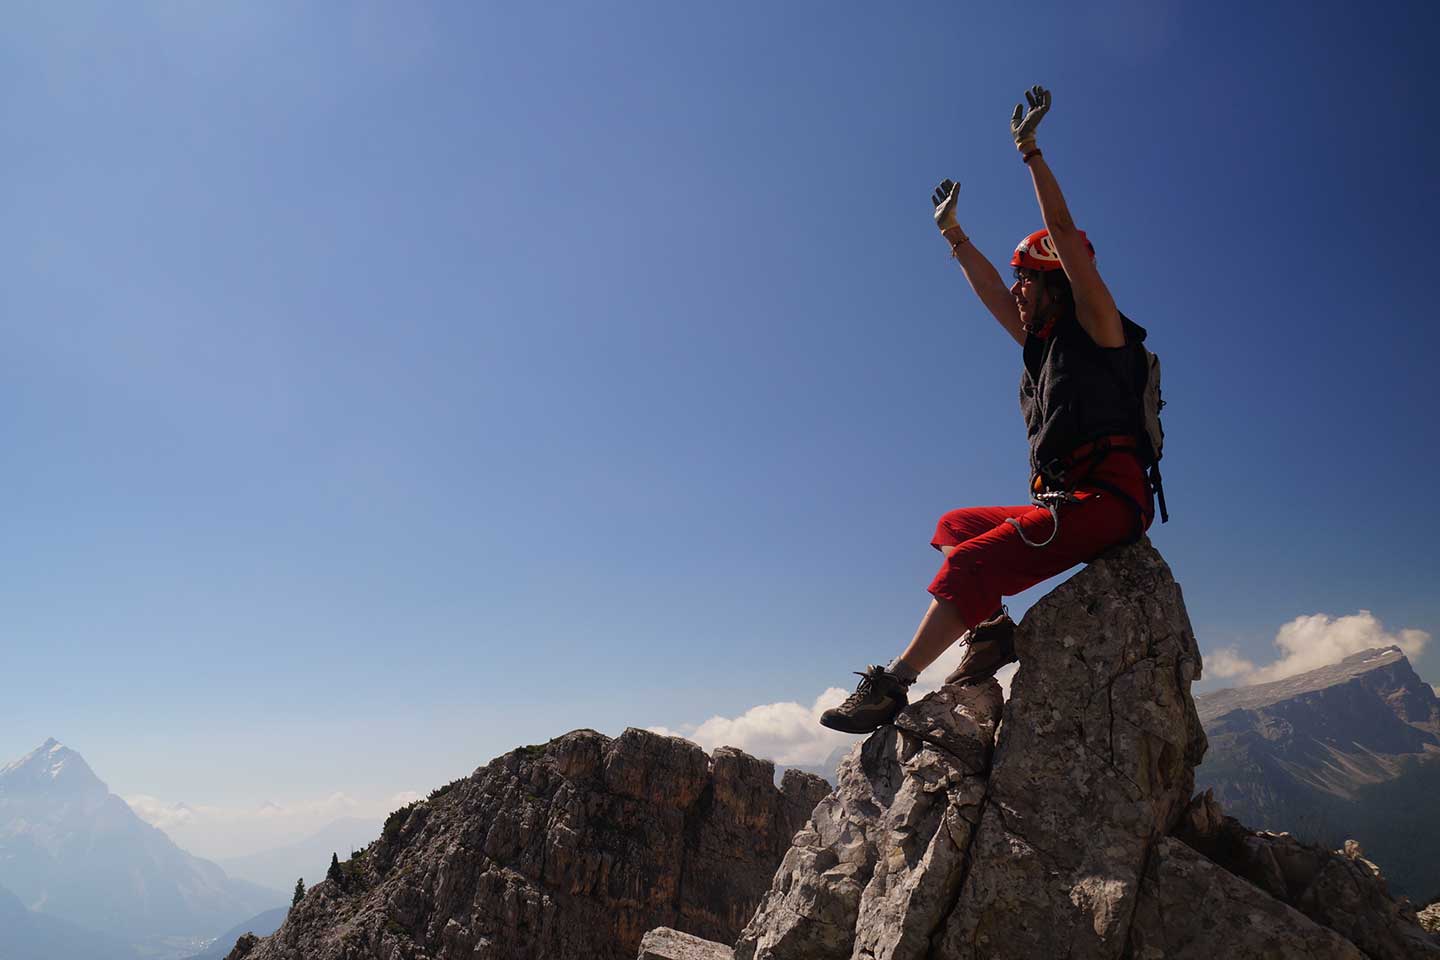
[819, 665, 911, 734]
[944, 609, 1018, 686]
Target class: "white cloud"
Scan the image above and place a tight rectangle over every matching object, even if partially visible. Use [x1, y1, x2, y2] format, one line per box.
[386, 790, 423, 809]
[674, 688, 854, 767]
[1209, 610, 1430, 687]
[1206, 647, 1258, 680]
[125, 795, 195, 832]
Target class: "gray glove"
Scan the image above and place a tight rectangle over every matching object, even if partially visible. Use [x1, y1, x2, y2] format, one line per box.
[1010, 85, 1050, 150]
[931, 178, 960, 231]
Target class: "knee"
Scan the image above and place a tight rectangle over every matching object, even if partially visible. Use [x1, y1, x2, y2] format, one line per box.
[932, 509, 971, 549]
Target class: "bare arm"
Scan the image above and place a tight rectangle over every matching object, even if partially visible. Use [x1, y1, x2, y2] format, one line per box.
[931, 179, 1025, 347]
[951, 239, 1025, 347]
[1012, 87, 1125, 348]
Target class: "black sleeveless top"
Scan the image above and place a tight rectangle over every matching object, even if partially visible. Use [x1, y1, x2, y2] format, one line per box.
[1019, 310, 1148, 477]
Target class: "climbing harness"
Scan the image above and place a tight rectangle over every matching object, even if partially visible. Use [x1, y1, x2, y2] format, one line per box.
[1007, 435, 1147, 549]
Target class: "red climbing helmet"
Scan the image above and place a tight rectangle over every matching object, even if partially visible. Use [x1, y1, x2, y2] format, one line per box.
[1011, 228, 1094, 272]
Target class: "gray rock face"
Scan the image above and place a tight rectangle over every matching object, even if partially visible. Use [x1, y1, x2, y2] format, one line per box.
[1176, 790, 1440, 959]
[720, 538, 1440, 960]
[733, 683, 1002, 960]
[223, 933, 259, 960]
[1126, 837, 1366, 959]
[934, 537, 1205, 960]
[240, 728, 829, 960]
[638, 927, 735, 960]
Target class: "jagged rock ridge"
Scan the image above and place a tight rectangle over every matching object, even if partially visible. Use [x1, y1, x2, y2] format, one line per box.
[224, 538, 1440, 960]
[234, 728, 829, 960]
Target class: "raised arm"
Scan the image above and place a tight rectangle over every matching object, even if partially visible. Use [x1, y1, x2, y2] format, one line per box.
[931, 179, 1025, 347]
[1010, 86, 1125, 348]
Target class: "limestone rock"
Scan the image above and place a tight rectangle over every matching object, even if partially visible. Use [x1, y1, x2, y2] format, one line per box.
[637, 927, 734, 960]
[728, 537, 1433, 958]
[732, 682, 1002, 960]
[223, 933, 260, 960]
[1176, 790, 1440, 959]
[240, 728, 828, 960]
[933, 537, 1205, 959]
[1126, 837, 1366, 959]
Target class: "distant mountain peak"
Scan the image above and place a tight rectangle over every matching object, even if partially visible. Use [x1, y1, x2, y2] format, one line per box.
[0, 740, 283, 941]
[1194, 646, 1434, 726]
[1194, 645, 1440, 898]
[0, 739, 106, 797]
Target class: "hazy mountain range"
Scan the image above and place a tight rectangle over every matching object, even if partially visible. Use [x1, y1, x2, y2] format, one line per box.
[0, 878, 140, 960]
[217, 816, 383, 893]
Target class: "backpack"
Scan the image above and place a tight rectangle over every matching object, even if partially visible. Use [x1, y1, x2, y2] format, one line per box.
[1136, 347, 1169, 523]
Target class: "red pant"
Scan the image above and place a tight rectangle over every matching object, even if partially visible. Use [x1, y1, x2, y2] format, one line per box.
[928, 451, 1155, 627]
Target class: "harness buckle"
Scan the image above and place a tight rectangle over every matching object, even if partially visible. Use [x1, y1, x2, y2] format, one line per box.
[1038, 457, 1069, 492]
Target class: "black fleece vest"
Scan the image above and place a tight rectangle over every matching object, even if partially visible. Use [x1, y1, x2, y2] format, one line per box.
[1019, 310, 1148, 478]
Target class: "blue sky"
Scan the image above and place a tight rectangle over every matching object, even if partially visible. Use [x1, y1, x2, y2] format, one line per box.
[3, 1, 1437, 856]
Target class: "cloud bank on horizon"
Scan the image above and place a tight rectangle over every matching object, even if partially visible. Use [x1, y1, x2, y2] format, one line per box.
[1207, 610, 1430, 687]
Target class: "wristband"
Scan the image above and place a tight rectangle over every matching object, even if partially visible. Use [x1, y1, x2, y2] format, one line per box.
[941, 225, 968, 246]
[1022, 147, 1043, 164]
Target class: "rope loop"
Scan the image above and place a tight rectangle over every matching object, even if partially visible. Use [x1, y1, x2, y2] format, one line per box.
[1005, 489, 1080, 549]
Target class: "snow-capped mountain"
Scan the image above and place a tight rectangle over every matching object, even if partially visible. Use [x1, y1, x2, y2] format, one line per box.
[0, 738, 283, 944]
[0, 738, 107, 795]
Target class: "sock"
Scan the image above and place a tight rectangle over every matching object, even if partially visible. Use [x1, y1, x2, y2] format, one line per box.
[885, 657, 919, 685]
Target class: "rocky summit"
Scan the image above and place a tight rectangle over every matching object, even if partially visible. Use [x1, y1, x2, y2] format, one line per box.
[649, 537, 1440, 960]
[231, 728, 829, 960]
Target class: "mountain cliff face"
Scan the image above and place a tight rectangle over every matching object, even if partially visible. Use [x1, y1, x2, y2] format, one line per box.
[1195, 646, 1440, 897]
[236, 729, 829, 960]
[0, 738, 280, 942]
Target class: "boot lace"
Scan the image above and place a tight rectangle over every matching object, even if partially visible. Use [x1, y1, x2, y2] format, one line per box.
[839, 665, 888, 710]
[957, 604, 1011, 649]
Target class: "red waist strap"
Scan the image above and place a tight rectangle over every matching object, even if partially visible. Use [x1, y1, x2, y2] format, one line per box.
[1031, 434, 1141, 495]
[1062, 434, 1138, 466]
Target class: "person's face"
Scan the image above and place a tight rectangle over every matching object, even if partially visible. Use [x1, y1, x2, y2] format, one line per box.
[1011, 268, 1049, 329]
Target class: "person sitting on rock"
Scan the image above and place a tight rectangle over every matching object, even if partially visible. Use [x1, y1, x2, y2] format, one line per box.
[820, 85, 1158, 735]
